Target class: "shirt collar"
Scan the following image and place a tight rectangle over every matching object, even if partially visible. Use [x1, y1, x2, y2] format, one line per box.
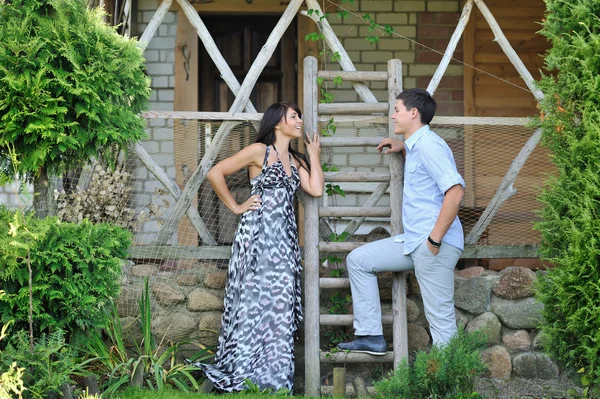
[404, 125, 430, 152]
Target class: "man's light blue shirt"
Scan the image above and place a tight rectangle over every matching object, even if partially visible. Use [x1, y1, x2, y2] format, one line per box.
[394, 125, 465, 255]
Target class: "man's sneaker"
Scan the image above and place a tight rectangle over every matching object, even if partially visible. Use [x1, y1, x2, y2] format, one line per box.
[337, 335, 387, 356]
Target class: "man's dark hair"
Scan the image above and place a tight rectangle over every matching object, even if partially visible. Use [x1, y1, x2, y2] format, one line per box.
[396, 88, 437, 125]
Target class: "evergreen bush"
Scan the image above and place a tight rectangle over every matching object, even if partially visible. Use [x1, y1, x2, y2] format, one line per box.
[0, 0, 150, 180]
[535, 0, 600, 387]
[0, 205, 131, 342]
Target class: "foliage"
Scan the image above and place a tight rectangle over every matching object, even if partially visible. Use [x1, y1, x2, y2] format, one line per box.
[0, 205, 131, 341]
[118, 386, 302, 398]
[534, 0, 600, 388]
[374, 331, 487, 399]
[0, 0, 150, 181]
[242, 379, 291, 396]
[1, 329, 78, 399]
[79, 278, 213, 394]
[0, 292, 26, 399]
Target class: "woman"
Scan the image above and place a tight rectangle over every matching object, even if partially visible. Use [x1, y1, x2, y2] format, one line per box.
[196, 102, 324, 392]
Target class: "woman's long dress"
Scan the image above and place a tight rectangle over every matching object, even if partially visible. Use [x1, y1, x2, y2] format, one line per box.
[197, 145, 303, 392]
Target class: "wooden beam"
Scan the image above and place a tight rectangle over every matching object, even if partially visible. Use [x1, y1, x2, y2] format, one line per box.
[318, 71, 388, 82]
[142, 111, 263, 121]
[427, 0, 473, 95]
[318, 102, 388, 114]
[342, 183, 390, 237]
[323, 172, 390, 182]
[321, 351, 394, 363]
[388, 59, 408, 368]
[319, 207, 391, 218]
[473, 0, 544, 101]
[303, 55, 321, 399]
[465, 128, 542, 244]
[138, 0, 173, 51]
[302, 0, 379, 104]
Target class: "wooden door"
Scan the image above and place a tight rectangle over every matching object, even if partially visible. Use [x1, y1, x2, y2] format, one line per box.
[198, 15, 298, 244]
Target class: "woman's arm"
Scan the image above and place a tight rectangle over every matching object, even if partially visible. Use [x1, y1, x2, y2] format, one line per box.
[297, 132, 324, 197]
[207, 143, 265, 214]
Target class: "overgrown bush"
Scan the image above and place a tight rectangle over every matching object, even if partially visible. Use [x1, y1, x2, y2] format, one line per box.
[0, 291, 26, 399]
[0, 205, 131, 342]
[534, 0, 600, 388]
[374, 331, 486, 399]
[0, 0, 150, 179]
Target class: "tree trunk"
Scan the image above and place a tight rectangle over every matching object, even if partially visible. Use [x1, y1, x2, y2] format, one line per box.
[33, 167, 58, 218]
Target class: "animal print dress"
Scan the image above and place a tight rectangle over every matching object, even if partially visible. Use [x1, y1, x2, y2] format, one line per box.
[197, 145, 303, 392]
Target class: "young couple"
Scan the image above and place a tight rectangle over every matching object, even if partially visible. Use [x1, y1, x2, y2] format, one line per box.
[194, 88, 464, 392]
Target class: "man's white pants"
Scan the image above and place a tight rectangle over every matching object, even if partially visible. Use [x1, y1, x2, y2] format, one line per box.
[346, 237, 462, 346]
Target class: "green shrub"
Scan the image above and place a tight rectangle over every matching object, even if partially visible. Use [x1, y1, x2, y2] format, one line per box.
[0, 0, 150, 181]
[0, 206, 131, 341]
[0, 291, 26, 399]
[534, 0, 600, 387]
[1, 329, 78, 399]
[374, 331, 486, 399]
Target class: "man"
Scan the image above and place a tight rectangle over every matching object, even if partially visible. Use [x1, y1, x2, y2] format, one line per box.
[338, 88, 465, 355]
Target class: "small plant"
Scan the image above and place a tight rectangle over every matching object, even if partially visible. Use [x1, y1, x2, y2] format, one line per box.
[374, 331, 487, 399]
[243, 378, 291, 396]
[0, 291, 26, 399]
[80, 278, 213, 394]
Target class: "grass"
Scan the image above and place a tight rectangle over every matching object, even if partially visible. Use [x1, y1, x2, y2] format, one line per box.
[113, 387, 299, 398]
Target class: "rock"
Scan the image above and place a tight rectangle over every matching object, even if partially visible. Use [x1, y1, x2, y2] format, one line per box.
[116, 285, 142, 317]
[131, 264, 158, 277]
[407, 323, 430, 351]
[187, 289, 224, 312]
[406, 298, 419, 323]
[455, 278, 492, 315]
[465, 312, 501, 345]
[481, 345, 511, 380]
[198, 312, 222, 347]
[455, 266, 485, 278]
[502, 329, 531, 352]
[512, 352, 559, 380]
[493, 267, 537, 299]
[154, 312, 197, 342]
[407, 272, 421, 297]
[455, 308, 471, 330]
[177, 274, 200, 286]
[152, 282, 185, 306]
[490, 296, 543, 329]
[204, 270, 227, 289]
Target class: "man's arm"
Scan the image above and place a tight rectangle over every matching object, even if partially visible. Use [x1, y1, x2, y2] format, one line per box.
[427, 184, 464, 254]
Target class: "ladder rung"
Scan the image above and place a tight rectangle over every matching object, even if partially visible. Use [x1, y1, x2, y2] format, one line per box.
[321, 351, 394, 363]
[317, 70, 388, 82]
[320, 242, 365, 253]
[323, 171, 390, 182]
[318, 102, 388, 115]
[320, 314, 394, 326]
[319, 207, 391, 217]
[320, 277, 350, 289]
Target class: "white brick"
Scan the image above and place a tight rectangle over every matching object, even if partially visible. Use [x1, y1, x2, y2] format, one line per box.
[152, 127, 173, 141]
[160, 141, 174, 154]
[158, 25, 168, 37]
[427, 1, 460, 12]
[331, 23, 359, 37]
[151, 76, 169, 88]
[146, 63, 173, 75]
[149, 91, 158, 101]
[142, 141, 160, 154]
[158, 89, 174, 102]
[394, 1, 426, 12]
[375, 12, 409, 25]
[162, 12, 176, 24]
[378, 38, 410, 51]
[360, 0, 393, 11]
[147, 37, 176, 50]
[144, 50, 160, 62]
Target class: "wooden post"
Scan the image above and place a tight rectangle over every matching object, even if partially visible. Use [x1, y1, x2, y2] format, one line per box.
[303, 55, 321, 399]
[333, 367, 346, 398]
[427, 0, 473, 95]
[388, 59, 408, 368]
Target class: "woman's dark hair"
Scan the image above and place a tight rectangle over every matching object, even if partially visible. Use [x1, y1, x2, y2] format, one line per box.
[254, 102, 311, 174]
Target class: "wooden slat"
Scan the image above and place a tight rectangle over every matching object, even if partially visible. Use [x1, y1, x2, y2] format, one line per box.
[142, 111, 263, 121]
[323, 172, 390, 182]
[319, 207, 391, 218]
[320, 278, 350, 289]
[321, 351, 394, 363]
[318, 102, 388, 114]
[320, 314, 394, 326]
[320, 137, 383, 147]
[317, 70, 388, 81]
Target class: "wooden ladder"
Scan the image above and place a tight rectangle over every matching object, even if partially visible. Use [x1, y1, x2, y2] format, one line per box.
[302, 56, 408, 397]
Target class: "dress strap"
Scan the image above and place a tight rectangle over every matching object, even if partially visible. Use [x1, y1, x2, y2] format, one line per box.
[262, 145, 271, 168]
